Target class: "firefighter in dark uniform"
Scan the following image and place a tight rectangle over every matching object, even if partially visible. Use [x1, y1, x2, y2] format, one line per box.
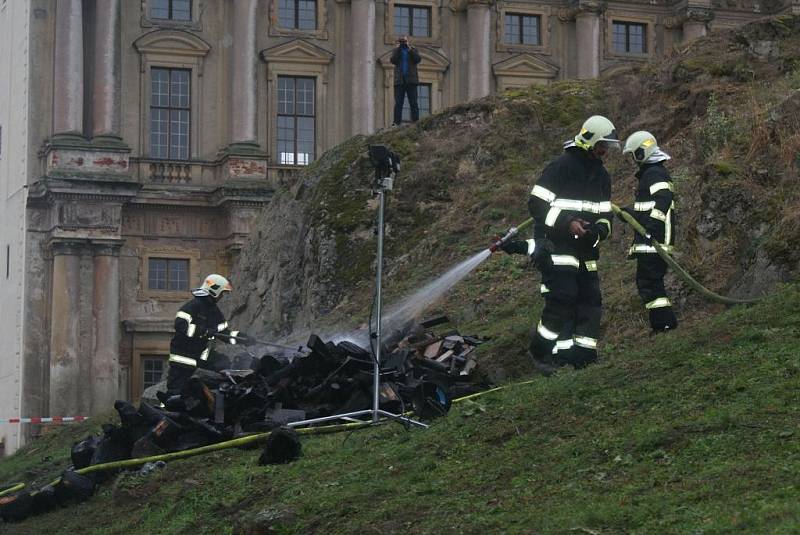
[166, 274, 248, 395]
[500, 115, 618, 374]
[621, 131, 678, 332]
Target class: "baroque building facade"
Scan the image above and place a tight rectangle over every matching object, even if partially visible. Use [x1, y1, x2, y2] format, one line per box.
[0, 0, 796, 454]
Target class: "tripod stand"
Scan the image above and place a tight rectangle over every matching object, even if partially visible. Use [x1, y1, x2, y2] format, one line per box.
[288, 145, 427, 430]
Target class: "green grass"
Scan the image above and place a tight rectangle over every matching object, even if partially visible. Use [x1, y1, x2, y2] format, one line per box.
[3, 285, 800, 534]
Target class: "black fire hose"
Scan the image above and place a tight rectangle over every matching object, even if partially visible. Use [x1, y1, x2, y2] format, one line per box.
[611, 203, 762, 305]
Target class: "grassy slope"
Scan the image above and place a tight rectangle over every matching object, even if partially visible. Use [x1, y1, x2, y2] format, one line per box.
[2, 284, 799, 534]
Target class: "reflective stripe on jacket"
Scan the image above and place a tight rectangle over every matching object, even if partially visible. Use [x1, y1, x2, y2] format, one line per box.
[528, 146, 613, 267]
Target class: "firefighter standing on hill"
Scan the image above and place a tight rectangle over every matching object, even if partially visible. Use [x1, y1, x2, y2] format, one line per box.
[620, 131, 678, 332]
[166, 274, 249, 395]
[500, 115, 618, 374]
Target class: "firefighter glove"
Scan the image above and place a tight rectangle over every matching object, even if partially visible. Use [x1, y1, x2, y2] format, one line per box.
[591, 222, 610, 241]
[199, 327, 218, 340]
[532, 239, 554, 271]
[499, 239, 529, 255]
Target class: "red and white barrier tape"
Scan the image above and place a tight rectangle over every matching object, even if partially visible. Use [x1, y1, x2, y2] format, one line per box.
[0, 416, 89, 424]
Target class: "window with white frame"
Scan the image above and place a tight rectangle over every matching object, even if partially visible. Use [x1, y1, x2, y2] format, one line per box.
[504, 13, 540, 45]
[394, 5, 431, 37]
[151, 0, 191, 21]
[612, 21, 647, 54]
[150, 68, 191, 160]
[279, 0, 316, 29]
[277, 76, 315, 165]
[142, 355, 168, 390]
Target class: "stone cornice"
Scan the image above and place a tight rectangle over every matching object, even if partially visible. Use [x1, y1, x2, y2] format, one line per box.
[558, 0, 606, 21]
[26, 178, 141, 209]
[133, 29, 212, 58]
[260, 39, 335, 66]
[122, 319, 174, 334]
[49, 240, 88, 256]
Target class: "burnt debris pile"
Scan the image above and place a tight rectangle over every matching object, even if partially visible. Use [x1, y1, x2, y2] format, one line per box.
[0, 317, 487, 522]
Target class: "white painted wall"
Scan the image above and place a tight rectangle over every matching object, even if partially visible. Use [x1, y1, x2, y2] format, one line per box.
[0, 0, 30, 456]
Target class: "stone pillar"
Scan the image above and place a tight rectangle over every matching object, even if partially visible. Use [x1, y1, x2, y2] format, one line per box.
[92, 0, 123, 144]
[231, 0, 258, 145]
[467, 0, 491, 100]
[575, 7, 602, 79]
[683, 8, 714, 43]
[49, 242, 83, 417]
[53, 0, 84, 137]
[351, 0, 375, 134]
[92, 244, 121, 412]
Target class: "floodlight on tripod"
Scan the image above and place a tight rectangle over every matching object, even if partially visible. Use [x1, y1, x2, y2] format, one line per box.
[286, 145, 427, 430]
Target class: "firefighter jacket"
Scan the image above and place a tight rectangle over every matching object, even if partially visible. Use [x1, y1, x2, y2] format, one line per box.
[528, 146, 613, 271]
[629, 162, 675, 256]
[169, 295, 239, 369]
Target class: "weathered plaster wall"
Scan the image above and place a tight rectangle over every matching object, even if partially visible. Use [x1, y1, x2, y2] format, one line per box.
[0, 0, 30, 455]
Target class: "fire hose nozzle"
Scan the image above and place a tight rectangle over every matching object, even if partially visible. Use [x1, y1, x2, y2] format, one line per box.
[489, 217, 533, 253]
[489, 226, 519, 253]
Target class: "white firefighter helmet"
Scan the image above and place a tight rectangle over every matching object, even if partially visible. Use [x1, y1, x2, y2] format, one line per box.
[193, 274, 232, 298]
[623, 130, 659, 163]
[574, 115, 620, 150]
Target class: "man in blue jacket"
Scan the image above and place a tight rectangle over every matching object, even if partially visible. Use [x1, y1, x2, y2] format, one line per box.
[390, 35, 422, 126]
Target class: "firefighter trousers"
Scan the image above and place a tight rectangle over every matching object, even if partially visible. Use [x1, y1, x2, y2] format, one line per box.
[635, 254, 678, 332]
[166, 362, 195, 396]
[530, 263, 601, 368]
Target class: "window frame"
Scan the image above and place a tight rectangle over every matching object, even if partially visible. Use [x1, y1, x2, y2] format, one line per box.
[269, 0, 328, 39]
[495, 3, 550, 54]
[604, 14, 655, 60]
[612, 20, 647, 54]
[276, 75, 316, 166]
[141, 354, 168, 391]
[384, 0, 440, 47]
[147, 257, 190, 292]
[393, 4, 432, 38]
[504, 13, 541, 46]
[150, 0, 192, 22]
[142, 0, 203, 30]
[149, 67, 192, 161]
[132, 346, 171, 402]
[139, 249, 199, 302]
[278, 0, 317, 30]
[134, 31, 210, 165]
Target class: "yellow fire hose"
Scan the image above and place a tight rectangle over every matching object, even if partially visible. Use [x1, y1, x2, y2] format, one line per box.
[1, 378, 548, 500]
[611, 203, 762, 305]
[0, 376, 558, 503]
[0, 420, 373, 498]
[494, 209, 763, 305]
